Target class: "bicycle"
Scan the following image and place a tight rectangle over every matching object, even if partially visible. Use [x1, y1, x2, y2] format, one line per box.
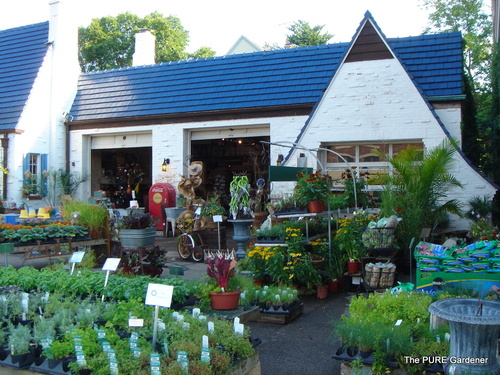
[177, 230, 209, 262]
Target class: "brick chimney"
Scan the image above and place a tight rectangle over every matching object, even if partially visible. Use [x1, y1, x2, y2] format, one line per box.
[133, 29, 156, 66]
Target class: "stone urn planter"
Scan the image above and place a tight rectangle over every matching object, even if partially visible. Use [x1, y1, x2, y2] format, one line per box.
[228, 219, 253, 259]
[428, 298, 500, 375]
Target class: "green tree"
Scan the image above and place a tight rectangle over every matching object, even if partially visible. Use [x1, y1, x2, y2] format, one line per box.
[78, 12, 215, 72]
[377, 140, 463, 251]
[285, 20, 333, 47]
[421, 0, 492, 114]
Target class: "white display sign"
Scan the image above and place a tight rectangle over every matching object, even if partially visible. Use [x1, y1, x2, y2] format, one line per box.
[69, 251, 86, 263]
[102, 258, 121, 271]
[213, 215, 223, 222]
[145, 283, 174, 308]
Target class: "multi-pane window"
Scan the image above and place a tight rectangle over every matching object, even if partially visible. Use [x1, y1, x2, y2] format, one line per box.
[23, 153, 48, 196]
[323, 142, 424, 187]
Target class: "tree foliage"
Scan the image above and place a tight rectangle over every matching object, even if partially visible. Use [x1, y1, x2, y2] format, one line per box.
[78, 12, 215, 72]
[285, 20, 333, 47]
[421, 0, 492, 113]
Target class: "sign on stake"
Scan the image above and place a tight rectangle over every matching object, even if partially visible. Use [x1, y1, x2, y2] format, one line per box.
[101, 258, 121, 301]
[68, 251, 86, 275]
[145, 283, 174, 350]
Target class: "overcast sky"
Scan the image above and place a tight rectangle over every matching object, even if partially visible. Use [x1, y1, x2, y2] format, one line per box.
[1, 0, 432, 55]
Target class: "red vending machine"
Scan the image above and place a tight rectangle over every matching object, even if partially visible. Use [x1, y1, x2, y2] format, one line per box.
[148, 183, 176, 230]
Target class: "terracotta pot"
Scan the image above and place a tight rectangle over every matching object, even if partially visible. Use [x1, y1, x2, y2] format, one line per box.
[253, 279, 264, 287]
[347, 260, 361, 274]
[209, 291, 241, 310]
[316, 284, 328, 299]
[328, 279, 339, 293]
[307, 200, 326, 213]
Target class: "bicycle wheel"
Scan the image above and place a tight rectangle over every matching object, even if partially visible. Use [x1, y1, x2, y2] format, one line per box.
[191, 246, 205, 262]
[177, 234, 193, 259]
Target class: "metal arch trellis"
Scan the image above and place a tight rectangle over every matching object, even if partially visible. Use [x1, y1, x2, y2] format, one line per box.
[261, 141, 360, 260]
[261, 141, 358, 209]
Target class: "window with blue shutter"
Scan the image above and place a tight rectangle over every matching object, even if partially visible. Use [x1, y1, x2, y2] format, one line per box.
[22, 153, 48, 197]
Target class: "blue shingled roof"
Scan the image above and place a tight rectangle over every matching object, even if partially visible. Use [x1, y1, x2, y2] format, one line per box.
[0, 22, 49, 131]
[70, 30, 463, 123]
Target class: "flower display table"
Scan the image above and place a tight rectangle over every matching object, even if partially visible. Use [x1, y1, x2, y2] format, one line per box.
[15, 238, 109, 260]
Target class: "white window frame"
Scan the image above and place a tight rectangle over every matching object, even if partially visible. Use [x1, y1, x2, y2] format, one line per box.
[322, 141, 424, 190]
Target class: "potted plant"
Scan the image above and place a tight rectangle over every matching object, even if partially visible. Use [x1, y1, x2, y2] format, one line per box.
[7, 324, 34, 369]
[335, 211, 372, 274]
[294, 170, 332, 213]
[117, 210, 157, 248]
[251, 178, 269, 229]
[228, 174, 253, 258]
[199, 195, 225, 229]
[62, 201, 109, 239]
[205, 250, 240, 310]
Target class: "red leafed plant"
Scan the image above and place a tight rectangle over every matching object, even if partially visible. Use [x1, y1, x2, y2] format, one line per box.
[206, 250, 237, 292]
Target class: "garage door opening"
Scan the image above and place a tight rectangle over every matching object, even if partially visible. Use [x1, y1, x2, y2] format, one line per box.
[91, 148, 152, 208]
[190, 137, 270, 205]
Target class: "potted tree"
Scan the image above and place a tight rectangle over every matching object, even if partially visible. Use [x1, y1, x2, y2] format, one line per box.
[228, 174, 253, 258]
[118, 210, 157, 248]
[206, 250, 240, 310]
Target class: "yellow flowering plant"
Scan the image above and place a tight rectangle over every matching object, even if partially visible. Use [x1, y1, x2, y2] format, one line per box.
[335, 211, 374, 261]
[246, 245, 277, 280]
[266, 227, 321, 289]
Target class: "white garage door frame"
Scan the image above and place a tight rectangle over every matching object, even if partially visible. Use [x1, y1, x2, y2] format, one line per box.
[90, 132, 152, 150]
[189, 125, 270, 141]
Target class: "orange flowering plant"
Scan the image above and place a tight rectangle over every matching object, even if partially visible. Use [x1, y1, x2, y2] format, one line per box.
[294, 170, 332, 205]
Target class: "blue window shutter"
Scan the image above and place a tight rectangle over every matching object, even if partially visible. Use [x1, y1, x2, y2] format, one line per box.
[22, 154, 30, 186]
[41, 154, 48, 196]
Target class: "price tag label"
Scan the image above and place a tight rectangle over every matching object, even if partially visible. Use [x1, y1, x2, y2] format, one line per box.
[145, 283, 174, 308]
[129, 318, 144, 327]
[213, 215, 223, 222]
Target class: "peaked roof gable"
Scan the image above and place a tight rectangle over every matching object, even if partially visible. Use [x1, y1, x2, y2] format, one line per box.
[226, 36, 262, 55]
[345, 16, 393, 62]
[0, 22, 49, 132]
[285, 11, 461, 164]
[69, 13, 463, 124]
